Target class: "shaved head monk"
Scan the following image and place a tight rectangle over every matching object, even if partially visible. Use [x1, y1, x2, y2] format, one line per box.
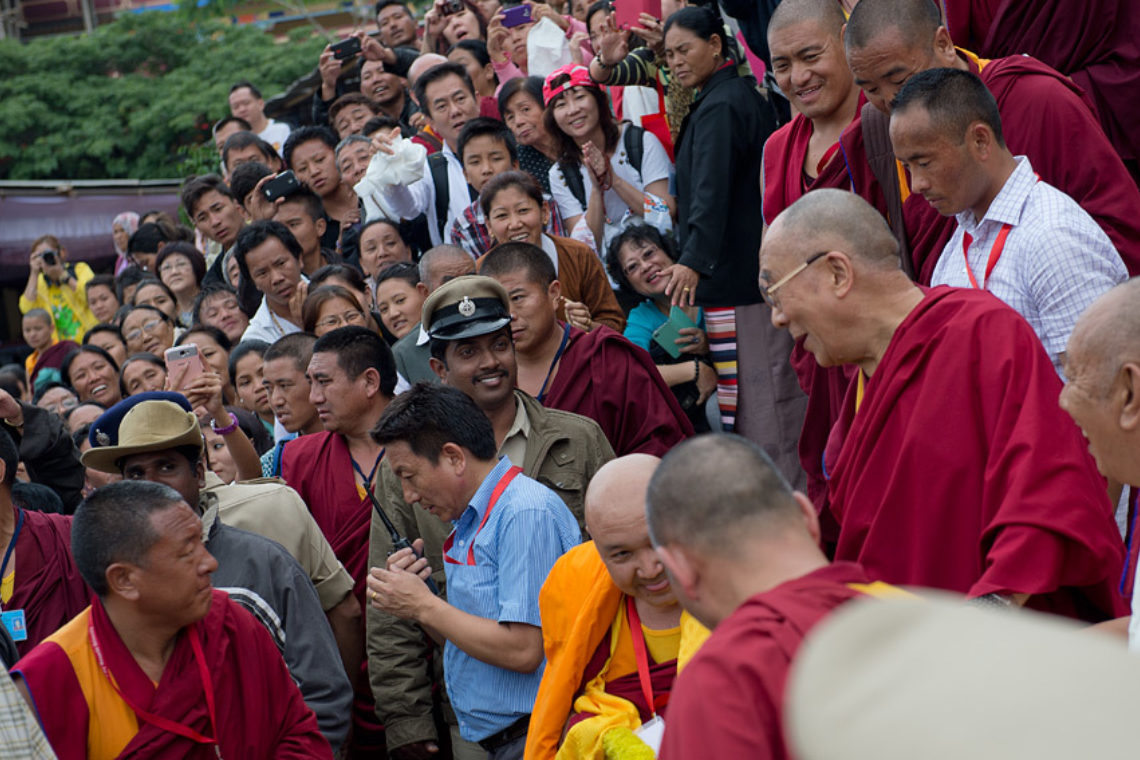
[843, 0, 1140, 284]
[761, 0, 869, 511]
[648, 433, 894, 760]
[526, 454, 710, 759]
[1060, 280, 1140, 648]
[760, 188, 1125, 620]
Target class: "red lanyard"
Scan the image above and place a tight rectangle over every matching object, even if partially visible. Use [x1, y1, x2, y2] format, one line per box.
[88, 614, 222, 756]
[625, 595, 656, 718]
[443, 465, 523, 565]
[961, 223, 1012, 290]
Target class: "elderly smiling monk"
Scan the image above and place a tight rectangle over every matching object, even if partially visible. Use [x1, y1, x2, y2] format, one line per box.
[759, 188, 1124, 620]
[1060, 280, 1140, 646]
[526, 455, 709, 760]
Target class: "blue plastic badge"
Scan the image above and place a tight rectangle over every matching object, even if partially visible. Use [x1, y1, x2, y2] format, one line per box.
[1, 609, 27, 642]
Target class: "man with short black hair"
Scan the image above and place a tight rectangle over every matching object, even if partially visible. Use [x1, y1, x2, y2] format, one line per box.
[890, 67, 1126, 376]
[375, 0, 417, 47]
[223, 130, 284, 176]
[13, 479, 334, 758]
[368, 382, 580, 758]
[234, 220, 307, 343]
[284, 125, 361, 258]
[262, 333, 324, 469]
[229, 80, 291, 153]
[181, 174, 246, 253]
[213, 114, 252, 154]
[361, 57, 419, 126]
[229, 160, 276, 215]
[377, 62, 482, 245]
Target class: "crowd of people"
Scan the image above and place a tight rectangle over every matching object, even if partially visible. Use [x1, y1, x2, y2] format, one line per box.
[4, 0, 1140, 756]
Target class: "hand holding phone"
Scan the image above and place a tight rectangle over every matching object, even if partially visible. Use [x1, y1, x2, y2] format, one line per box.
[330, 36, 362, 60]
[651, 306, 699, 359]
[501, 4, 533, 28]
[164, 345, 206, 391]
[262, 170, 301, 202]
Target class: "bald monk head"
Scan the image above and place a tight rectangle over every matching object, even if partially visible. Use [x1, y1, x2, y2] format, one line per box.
[646, 434, 826, 629]
[418, 244, 476, 293]
[1060, 279, 1140, 485]
[585, 454, 680, 625]
[889, 67, 1016, 219]
[760, 188, 921, 374]
[768, 0, 858, 124]
[844, 0, 965, 114]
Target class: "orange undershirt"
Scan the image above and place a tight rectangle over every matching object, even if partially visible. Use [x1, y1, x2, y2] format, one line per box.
[45, 608, 139, 760]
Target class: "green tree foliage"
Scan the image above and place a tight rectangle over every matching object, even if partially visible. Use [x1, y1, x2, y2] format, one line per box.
[0, 13, 328, 180]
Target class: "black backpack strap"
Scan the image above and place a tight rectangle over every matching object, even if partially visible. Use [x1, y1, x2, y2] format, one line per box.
[560, 161, 589, 213]
[623, 123, 645, 178]
[859, 102, 914, 279]
[271, 438, 288, 478]
[427, 152, 450, 241]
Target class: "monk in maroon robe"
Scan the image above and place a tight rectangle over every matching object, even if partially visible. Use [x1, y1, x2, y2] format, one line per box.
[5, 508, 89, 657]
[12, 482, 331, 760]
[844, 0, 1140, 284]
[645, 434, 892, 760]
[763, 190, 1124, 621]
[761, 0, 880, 511]
[480, 244, 692, 457]
[944, 0, 1140, 181]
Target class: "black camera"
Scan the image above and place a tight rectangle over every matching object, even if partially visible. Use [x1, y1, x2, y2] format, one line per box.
[262, 171, 302, 202]
[330, 36, 362, 60]
[441, 0, 464, 14]
[40, 251, 57, 266]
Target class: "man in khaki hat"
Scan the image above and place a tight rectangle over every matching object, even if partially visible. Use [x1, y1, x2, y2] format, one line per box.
[366, 275, 614, 759]
[82, 391, 354, 752]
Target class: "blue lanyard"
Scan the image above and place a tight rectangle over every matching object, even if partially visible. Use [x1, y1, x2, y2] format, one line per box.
[351, 450, 385, 492]
[536, 323, 573, 404]
[0, 508, 25, 582]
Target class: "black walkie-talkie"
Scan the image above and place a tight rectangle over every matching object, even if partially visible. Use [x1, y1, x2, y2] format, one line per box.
[365, 488, 439, 595]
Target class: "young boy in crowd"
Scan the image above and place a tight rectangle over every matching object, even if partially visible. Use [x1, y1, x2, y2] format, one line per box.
[448, 118, 565, 258]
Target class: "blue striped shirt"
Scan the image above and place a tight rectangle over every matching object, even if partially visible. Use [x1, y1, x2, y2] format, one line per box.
[443, 457, 581, 742]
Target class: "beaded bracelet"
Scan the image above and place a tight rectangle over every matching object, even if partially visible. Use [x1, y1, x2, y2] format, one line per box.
[211, 413, 239, 436]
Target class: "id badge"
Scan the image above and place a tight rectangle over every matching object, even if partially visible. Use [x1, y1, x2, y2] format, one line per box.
[1, 610, 27, 642]
[634, 714, 665, 756]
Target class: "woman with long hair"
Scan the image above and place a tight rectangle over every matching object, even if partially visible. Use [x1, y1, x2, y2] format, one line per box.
[543, 63, 674, 251]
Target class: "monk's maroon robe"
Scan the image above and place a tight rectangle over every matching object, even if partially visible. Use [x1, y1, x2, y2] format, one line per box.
[824, 287, 1125, 620]
[660, 562, 870, 760]
[543, 324, 693, 457]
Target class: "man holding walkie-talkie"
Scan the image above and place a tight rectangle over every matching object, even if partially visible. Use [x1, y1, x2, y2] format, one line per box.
[368, 383, 580, 760]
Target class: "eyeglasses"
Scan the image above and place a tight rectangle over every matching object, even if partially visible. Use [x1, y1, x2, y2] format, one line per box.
[316, 310, 366, 330]
[159, 258, 192, 273]
[124, 318, 165, 343]
[760, 251, 830, 308]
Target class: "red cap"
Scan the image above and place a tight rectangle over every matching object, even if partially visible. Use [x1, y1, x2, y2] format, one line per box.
[542, 64, 598, 106]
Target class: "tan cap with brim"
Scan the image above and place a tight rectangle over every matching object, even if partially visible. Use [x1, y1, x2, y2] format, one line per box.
[81, 399, 203, 474]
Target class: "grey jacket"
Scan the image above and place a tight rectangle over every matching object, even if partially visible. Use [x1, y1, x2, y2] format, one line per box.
[365, 391, 614, 749]
[204, 508, 353, 752]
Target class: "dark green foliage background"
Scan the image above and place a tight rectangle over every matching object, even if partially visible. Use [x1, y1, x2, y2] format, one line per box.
[0, 13, 328, 180]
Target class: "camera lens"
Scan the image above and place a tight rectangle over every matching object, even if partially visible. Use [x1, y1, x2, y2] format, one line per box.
[41, 252, 57, 265]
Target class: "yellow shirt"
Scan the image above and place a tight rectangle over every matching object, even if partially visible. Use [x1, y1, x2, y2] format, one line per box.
[18, 262, 98, 341]
[605, 600, 682, 682]
[44, 608, 139, 759]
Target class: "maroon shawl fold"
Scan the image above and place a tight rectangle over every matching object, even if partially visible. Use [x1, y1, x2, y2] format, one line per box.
[824, 287, 1125, 620]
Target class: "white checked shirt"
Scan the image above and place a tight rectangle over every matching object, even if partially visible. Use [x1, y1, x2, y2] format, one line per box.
[932, 156, 1127, 376]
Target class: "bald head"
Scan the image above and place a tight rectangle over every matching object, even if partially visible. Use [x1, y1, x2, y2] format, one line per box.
[647, 435, 801, 554]
[585, 454, 660, 535]
[1068, 278, 1140, 387]
[408, 54, 448, 87]
[769, 0, 846, 39]
[844, 0, 942, 51]
[765, 189, 900, 271]
[586, 454, 676, 609]
[419, 245, 476, 292]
